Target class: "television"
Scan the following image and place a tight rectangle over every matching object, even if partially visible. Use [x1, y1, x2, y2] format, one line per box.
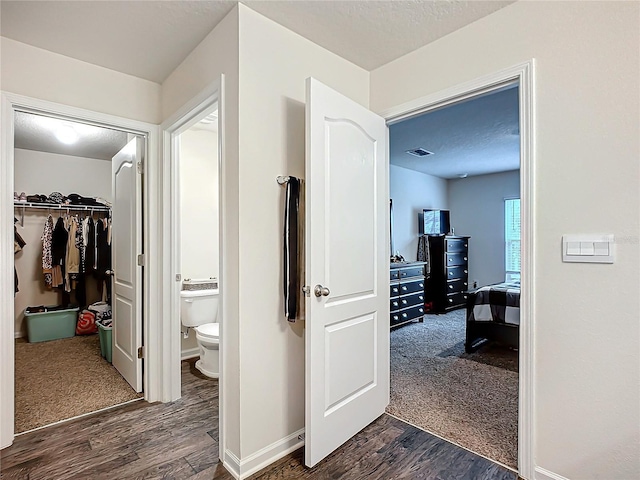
[419, 209, 450, 235]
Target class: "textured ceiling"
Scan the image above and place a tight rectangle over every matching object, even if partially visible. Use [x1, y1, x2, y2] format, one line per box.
[0, 1, 236, 83]
[14, 112, 129, 160]
[0, 1, 514, 83]
[389, 86, 520, 179]
[245, 0, 515, 71]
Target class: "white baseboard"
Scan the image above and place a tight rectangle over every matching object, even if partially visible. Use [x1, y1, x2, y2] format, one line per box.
[181, 347, 199, 360]
[223, 450, 241, 479]
[224, 429, 304, 479]
[536, 466, 570, 480]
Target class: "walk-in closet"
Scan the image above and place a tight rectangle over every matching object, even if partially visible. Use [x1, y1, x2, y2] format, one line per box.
[12, 112, 143, 433]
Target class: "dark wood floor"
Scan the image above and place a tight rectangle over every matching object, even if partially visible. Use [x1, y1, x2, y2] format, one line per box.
[1, 360, 516, 480]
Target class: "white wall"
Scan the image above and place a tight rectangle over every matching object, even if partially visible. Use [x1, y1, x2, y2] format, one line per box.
[179, 128, 219, 281]
[236, 3, 370, 464]
[448, 170, 519, 288]
[13, 148, 112, 336]
[0, 37, 161, 124]
[179, 128, 219, 356]
[371, 2, 640, 479]
[389, 164, 447, 261]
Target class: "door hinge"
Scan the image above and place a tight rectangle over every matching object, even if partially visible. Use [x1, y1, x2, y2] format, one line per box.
[138, 346, 144, 359]
[137, 254, 145, 266]
[302, 285, 311, 297]
[137, 161, 144, 174]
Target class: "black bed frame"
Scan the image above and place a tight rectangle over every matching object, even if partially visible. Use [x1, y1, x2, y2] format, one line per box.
[464, 291, 519, 353]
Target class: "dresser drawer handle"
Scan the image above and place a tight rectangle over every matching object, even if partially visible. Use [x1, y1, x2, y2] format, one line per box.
[448, 298, 453, 303]
[419, 308, 423, 313]
[392, 288, 399, 293]
[464, 244, 467, 247]
[418, 295, 423, 301]
[401, 272, 406, 276]
[464, 270, 468, 274]
[419, 283, 423, 288]
[393, 315, 399, 321]
[449, 272, 453, 276]
[392, 302, 398, 308]
[464, 282, 468, 286]
[449, 285, 453, 289]
[401, 286, 407, 291]
[463, 295, 468, 299]
[463, 257, 467, 261]
[401, 299, 407, 305]
[402, 313, 407, 318]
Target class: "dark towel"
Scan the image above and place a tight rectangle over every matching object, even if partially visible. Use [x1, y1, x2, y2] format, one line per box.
[283, 177, 300, 322]
[417, 235, 430, 276]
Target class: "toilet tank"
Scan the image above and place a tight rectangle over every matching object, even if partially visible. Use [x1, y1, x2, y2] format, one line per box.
[180, 283, 219, 327]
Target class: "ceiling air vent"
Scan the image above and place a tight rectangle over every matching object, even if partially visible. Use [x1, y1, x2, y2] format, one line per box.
[406, 148, 433, 157]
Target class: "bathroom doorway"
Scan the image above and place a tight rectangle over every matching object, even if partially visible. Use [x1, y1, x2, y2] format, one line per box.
[161, 80, 225, 460]
[177, 111, 220, 376]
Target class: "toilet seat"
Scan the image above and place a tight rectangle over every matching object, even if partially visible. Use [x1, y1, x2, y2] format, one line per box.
[196, 322, 219, 340]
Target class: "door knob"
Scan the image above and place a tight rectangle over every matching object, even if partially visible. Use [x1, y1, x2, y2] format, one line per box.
[106, 270, 115, 276]
[314, 285, 330, 297]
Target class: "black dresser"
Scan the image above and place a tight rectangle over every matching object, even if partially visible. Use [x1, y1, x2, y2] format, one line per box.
[390, 262, 427, 328]
[426, 235, 470, 313]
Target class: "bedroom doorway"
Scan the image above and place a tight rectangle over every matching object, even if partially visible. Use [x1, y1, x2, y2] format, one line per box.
[383, 63, 534, 476]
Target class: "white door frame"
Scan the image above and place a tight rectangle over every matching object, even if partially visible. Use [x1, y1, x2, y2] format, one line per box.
[0, 92, 162, 449]
[379, 60, 535, 480]
[159, 76, 225, 462]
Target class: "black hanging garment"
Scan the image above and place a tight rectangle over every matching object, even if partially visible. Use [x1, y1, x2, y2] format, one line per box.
[96, 219, 112, 303]
[283, 177, 300, 322]
[417, 235, 431, 277]
[51, 216, 68, 288]
[85, 217, 95, 273]
[14, 218, 26, 294]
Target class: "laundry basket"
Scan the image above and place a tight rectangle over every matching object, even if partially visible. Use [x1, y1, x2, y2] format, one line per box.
[97, 322, 113, 363]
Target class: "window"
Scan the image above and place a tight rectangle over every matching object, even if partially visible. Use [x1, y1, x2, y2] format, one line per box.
[505, 198, 521, 282]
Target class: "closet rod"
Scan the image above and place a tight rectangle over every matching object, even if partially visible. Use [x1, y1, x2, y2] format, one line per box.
[14, 201, 111, 227]
[13, 201, 111, 212]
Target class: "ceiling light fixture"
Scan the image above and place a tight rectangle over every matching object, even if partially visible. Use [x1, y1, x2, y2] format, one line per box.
[55, 125, 79, 145]
[458, 173, 468, 179]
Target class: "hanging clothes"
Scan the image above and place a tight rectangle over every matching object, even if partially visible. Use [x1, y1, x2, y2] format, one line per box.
[41, 214, 54, 287]
[65, 216, 80, 293]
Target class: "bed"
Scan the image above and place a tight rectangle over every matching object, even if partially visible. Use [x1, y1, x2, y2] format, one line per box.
[465, 281, 520, 353]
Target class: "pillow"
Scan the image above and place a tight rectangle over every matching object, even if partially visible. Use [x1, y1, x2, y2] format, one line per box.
[76, 309, 98, 335]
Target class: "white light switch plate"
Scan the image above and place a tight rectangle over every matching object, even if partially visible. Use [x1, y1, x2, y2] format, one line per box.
[562, 234, 614, 263]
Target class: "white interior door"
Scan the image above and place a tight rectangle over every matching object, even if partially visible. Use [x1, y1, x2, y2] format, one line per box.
[111, 137, 143, 392]
[305, 78, 389, 467]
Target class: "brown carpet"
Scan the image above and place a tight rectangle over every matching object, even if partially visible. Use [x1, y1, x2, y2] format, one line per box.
[15, 335, 142, 433]
[387, 309, 518, 469]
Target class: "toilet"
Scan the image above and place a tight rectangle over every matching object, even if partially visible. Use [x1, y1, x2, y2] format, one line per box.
[180, 281, 220, 378]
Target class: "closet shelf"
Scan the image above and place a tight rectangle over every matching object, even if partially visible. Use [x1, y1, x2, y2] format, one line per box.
[14, 201, 111, 226]
[13, 201, 111, 212]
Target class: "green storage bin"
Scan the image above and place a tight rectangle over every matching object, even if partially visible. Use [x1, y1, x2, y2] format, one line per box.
[98, 322, 113, 363]
[24, 307, 79, 343]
